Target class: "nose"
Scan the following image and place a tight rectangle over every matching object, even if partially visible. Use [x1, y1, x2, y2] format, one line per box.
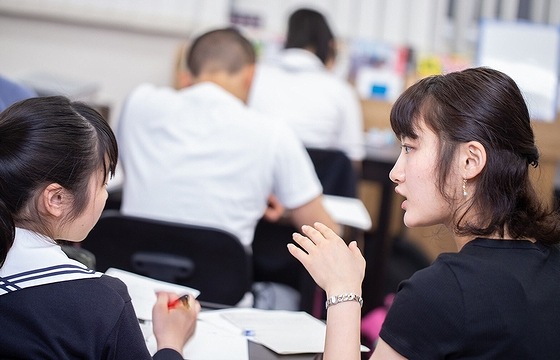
[389, 154, 404, 184]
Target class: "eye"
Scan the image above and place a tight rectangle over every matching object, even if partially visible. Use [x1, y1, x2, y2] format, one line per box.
[401, 144, 412, 154]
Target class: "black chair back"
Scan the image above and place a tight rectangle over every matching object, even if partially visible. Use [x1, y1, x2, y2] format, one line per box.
[83, 210, 252, 306]
[306, 147, 358, 198]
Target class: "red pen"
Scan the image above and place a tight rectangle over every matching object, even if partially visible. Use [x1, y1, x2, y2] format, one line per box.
[168, 294, 190, 309]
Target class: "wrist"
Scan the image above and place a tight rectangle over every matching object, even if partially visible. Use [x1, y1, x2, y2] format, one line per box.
[325, 292, 363, 310]
[156, 340, 185, 355]
[326, 286, 361, 299]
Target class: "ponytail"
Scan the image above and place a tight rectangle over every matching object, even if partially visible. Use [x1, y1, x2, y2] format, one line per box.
[0, 198, 15, 267]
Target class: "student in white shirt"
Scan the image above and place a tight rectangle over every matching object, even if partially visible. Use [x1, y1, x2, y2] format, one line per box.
[118, 28, 337, 248]
[249, 8, 365, 167]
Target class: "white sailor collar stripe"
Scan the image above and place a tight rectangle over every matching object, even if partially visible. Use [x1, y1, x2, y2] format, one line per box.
[0, 263, 100, 295]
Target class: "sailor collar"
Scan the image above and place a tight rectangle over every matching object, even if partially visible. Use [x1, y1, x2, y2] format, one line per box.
[0, 228, 102, 295]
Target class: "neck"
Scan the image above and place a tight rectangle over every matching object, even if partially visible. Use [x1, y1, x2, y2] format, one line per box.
[193, 69, 251, 103]
[453, 229, 535, 251]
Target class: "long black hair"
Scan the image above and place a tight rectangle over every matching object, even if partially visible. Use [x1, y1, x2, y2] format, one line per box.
[0, 96, 118, 266]
[390, 67, 559, 244]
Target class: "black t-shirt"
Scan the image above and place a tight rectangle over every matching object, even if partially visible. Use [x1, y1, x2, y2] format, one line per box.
[0, 275, 182, 360]
[380, 238, 560, 359]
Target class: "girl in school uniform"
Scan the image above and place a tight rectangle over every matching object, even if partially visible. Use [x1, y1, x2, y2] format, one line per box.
[0, 96, 199, 359]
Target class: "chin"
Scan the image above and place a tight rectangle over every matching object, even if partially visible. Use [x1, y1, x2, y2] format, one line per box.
[403, 215, 431, 229]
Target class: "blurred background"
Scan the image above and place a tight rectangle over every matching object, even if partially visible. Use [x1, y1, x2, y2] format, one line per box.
[1, 0, 558, 126]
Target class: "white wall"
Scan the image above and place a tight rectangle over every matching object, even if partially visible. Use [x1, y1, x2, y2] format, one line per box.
[0, 15, 189, 127]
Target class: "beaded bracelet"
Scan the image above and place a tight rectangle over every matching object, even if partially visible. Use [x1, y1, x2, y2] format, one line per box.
[325, 293, 363, 310]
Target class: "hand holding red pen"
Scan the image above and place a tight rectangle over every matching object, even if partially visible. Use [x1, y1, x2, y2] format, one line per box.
[167, 294, 191, 309]
[152, 292, 200, 355]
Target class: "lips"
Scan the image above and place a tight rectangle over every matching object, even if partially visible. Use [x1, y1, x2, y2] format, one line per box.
[394, 187, 407, 209]
[401, 199, 407, 210]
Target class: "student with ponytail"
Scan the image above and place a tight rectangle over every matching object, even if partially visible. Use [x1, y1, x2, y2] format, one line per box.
[0, 96, 199, 359]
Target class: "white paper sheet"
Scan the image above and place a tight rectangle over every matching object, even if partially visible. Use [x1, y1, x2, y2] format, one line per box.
[219, 308, 326, 354]
[323, 194, 373, 231]
[105, 267, 200, 321]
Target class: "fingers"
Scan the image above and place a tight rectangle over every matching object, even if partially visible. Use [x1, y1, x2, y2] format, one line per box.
[154, 291, 172, 310]
[312, 222, 338, 238]
[189, 297, 201, 314]
[300, 224, 324, 243]
[292, 231, 312, 246]
[301, 222, 341, 243]
[167, 294, 190, 309]
[287, 242, 307, 261]
[291, 222, 345, 252]
[348, 241, 363, 255]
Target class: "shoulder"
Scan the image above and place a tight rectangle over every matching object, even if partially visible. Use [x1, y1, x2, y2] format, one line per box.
[98, 274, 131, 300]
[54, 275, 132, 306]
[0, 276, 133, 323]
[242, 107, 292, 132]
[378, 257, 466, 357]
[400, 255, 462, 296]
[129, 83, 158, 97]
[383, 254, 467, 326]
[120, 84, 181, 127]
[126, 83, 178, 107]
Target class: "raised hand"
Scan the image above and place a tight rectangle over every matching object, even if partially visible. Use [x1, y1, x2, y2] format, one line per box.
[288, 222, 365, 297]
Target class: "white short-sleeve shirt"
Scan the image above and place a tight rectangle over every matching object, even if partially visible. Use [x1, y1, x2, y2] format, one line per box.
[117, 82, 322, 246]
[248, 48, 365, 161]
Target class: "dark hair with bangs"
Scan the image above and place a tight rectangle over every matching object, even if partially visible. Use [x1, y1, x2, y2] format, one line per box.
[186, 27, 256, 77]
[0, 96, 118, 266]
[285, 8, 335, 65]
[390, 67, 559, 244]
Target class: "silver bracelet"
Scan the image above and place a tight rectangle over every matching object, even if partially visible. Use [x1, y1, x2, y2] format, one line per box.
[325, 293, 363, 310]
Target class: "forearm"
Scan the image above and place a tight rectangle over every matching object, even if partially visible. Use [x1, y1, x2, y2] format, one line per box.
[323, 301, 362, 360]
[288, 223, 366, 360]
[289, 196, 340, 234]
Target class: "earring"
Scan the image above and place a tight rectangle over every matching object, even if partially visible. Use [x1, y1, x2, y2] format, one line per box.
[462, 178, 468, 197]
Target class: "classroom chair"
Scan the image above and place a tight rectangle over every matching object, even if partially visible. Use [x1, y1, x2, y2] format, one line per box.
[82, 210, 253, 307]
[306, 147, 358, 198]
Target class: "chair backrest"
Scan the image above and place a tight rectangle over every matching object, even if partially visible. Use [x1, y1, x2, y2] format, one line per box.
[306, 148, 357, 198]
[82, 210, 252, 306]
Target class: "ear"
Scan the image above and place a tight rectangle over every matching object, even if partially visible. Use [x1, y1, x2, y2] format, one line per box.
[40, 183, 67, 218]
[244, 64, 255, 89]
[176, 70, 193, 89]
[239, 64, 256, 103]
[459, 141, 486, 180]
